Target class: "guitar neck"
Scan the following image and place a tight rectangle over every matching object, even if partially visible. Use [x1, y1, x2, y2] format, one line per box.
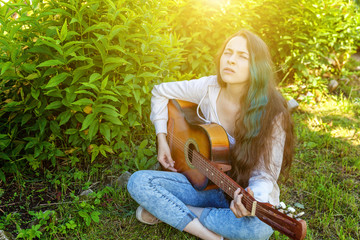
[190, 150, 253, 209]
[190, 150, 306, 240]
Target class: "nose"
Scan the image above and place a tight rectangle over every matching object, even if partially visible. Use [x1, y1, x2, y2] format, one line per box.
[227, 54, 235, 65]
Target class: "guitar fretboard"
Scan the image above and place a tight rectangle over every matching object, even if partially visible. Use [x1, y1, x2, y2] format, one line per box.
[190, 149, 256, 213]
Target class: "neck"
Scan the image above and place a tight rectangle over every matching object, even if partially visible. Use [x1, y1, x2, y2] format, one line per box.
[222, 82, 248, 104]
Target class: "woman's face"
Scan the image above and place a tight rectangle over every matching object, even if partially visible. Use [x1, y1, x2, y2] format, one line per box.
[219, 36, 250, 85]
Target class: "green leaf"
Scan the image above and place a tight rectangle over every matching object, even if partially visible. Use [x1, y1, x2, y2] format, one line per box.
[101, 75, 108, 90]
[65, 129, 78, 135]
[103, 115, 122, 125]
[80, 82, 99, 92]
[89, 73, 101, 83]
[58, 110, 72, 126]
[143, 149, 153, 156]
[38, 118, 47, 135]
[75, 113, 85, 123]
[138, 72, 157, 78]
[79, 210, 89, 218]
[75, 90, 96, 98]
[306, 142, 317, 148]
[83, 22, 111, 35]
[102, 63, 123, 76]
[91, 148, 99, 163]
[1, 62, 12, 75]
[63, 40, 86, 49]
[72, 98, 94, 106]
[124, 74, 134, 83]
[0, 153, 11, 161]
[139, 139, 148, 149]
[81, 113, 97, 131]
[0, 134, 8, 139]
[50, 120, 62, 139]
[133, 89, 140, 103]
[120, 104, 128, 116]
[100, 123, 111, 142]
[45, 72, 71, 88]
[45, 101, 62, 110]
[25, 73, 40, 80]
[100, 144, 114, 154]
[60, 19, 68, 42]
[90, 211, 100, 223]
[104, 57, 129, 65]
[71, 63, 94, 84]
[36, 38, 63, 55]
[96, 104, 118, 112]
[21, 114, 32, 126]
[96, 107, 120, 117]
[104, 0, 116, 10]
[0, 169, 6, 183]
[37, 60, 64, 68]
[98, 95, 119, 102]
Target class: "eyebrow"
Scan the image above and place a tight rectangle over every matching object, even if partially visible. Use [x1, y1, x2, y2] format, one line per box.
[224, 48, 249, 56]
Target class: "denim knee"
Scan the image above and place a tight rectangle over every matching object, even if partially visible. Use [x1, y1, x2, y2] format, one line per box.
[127, 170, 149, 197]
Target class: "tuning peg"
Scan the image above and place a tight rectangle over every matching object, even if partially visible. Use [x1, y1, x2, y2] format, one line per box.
[287, 207, 296, 213]
[276, 202, 286, 209]
[294, 212, 305, 219]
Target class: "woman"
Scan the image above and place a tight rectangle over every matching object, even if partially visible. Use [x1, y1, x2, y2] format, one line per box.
[127, 29, 294, 240]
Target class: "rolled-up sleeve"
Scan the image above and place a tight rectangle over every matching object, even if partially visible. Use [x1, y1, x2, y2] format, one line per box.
[150, 76, 215, 135]
[248, 117, 285, 203]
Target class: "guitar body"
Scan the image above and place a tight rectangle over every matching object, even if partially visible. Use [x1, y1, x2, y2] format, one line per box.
[167, 99, 230, 190]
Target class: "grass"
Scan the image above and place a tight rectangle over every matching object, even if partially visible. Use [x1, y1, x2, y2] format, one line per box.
[279, 95, 360, 239]
[1, 91, 359, 239]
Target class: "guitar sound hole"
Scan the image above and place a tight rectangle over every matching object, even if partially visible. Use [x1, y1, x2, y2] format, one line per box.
[187, 143, 197, 164]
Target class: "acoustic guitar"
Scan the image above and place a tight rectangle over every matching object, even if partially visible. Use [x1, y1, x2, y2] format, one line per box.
[166, 99, 307, 240]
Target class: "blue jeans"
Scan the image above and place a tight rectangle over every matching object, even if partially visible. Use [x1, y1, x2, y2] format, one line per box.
[127, 170, 273, 240]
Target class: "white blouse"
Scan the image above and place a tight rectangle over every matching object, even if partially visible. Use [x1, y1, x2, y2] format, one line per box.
[150, 75, 285, 206]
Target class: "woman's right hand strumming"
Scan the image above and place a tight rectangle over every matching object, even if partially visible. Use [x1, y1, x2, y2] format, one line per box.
[157, 133, 177, 172]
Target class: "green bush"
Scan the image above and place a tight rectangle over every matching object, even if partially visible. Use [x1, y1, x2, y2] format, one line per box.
[0, 0, 186, 179]
[169, 0, 359, 82]
[0, 0, 359, 181]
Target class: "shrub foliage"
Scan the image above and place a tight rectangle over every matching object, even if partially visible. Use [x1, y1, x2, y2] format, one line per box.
[0, 0, 186, 179]
[0, 0, 359, 180]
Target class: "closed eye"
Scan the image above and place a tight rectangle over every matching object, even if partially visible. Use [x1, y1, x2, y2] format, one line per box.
[239, 54, 248, 60]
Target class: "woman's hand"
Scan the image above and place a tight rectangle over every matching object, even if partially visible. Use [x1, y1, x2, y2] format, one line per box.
[157, 133, 177, 172]
[230, 187, 254, 218]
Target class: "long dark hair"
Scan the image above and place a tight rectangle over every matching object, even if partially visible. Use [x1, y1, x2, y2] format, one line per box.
[215, 29, 295, 187]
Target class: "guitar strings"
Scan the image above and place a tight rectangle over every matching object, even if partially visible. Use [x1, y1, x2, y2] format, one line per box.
[167, 131, 257, 209]
[165, 131, 298, 225]
[166, 131, 260, 210]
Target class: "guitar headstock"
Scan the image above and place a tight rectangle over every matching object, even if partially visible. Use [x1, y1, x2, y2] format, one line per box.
[275, 201, 305, 220]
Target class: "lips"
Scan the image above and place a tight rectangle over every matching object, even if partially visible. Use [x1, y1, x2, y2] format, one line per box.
[223, 67, 235, 73]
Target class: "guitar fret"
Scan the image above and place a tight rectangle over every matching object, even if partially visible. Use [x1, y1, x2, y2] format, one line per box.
[192, 151, 264, 215]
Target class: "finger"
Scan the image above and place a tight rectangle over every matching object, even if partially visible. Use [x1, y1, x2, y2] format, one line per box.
[167, 166, 177, 172]
[158, 156, 177, 172]
[233, 188, 241, 199]
[158, 157, 170, 169]
[237, 194, 250, 216]
[165, 154, 176, 171]
[247, 187, 254, 197]
[167, 154, 175, 167]
[230, 200, 240, 218]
